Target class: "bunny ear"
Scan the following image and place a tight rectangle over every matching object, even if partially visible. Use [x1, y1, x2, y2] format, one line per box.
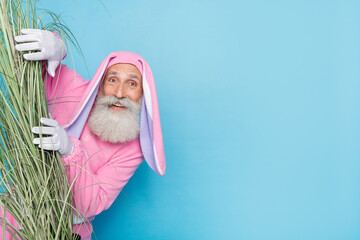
[65, 55, 113, 138]
[139, 59, 166, 176]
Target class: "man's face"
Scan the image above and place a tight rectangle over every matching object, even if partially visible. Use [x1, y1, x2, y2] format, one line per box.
[87, 63, 143, 143]
[102, 63, 143, 110]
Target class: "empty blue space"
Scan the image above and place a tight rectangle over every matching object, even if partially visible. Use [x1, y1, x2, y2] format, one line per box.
[38, 1, 360, 239]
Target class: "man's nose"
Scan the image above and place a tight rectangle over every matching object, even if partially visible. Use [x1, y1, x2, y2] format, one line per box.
[115, 84, 126, 98]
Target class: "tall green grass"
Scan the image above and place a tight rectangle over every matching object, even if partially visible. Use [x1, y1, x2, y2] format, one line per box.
[0, 0, 80, 239]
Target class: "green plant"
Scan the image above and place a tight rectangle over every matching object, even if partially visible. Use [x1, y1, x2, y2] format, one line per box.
[0, 0, 80, 239]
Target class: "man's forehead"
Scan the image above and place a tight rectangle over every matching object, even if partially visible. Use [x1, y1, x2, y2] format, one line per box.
[106, 63, 142, 77]
[107, 71, 141, 81]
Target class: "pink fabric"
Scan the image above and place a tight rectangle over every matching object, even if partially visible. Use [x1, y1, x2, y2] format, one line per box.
[0, 206, 21, 239]
[64, 133, 143, 218]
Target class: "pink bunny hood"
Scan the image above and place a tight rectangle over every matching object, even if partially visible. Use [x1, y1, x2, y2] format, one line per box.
[61, 51, 166, 176]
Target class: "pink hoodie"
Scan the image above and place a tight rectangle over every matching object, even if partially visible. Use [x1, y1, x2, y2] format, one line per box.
[0, 51, 166, 239]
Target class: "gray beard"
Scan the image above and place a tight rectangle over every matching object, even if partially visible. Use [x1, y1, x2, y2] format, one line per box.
[88, 94, 142, 143]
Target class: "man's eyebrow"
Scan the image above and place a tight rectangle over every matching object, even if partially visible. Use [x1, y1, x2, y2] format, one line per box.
[106, 71, 118, 76]
[128, 74, 140, 80]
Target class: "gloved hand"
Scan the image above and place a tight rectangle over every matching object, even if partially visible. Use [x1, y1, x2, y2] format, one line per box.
[14, 28, 67, 77]
[32, 118, 74, 157]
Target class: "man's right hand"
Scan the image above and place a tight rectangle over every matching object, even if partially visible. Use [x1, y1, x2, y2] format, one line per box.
[14, 29, 67, 77]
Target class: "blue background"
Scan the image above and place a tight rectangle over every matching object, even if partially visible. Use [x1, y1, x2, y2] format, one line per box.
[39, 0, 360, 239]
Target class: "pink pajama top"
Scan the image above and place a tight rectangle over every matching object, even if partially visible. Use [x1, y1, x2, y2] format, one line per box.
[46, 64, 144, 238]
[63, 127, 143, 238]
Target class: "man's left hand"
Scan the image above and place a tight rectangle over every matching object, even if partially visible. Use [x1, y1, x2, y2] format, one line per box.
[32, 118, 74, 157]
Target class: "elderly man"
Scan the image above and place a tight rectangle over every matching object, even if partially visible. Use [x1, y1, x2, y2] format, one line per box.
[1, 29, 166, 239]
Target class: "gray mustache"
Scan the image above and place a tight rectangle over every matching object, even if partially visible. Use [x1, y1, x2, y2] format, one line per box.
[96, 94, 142, 112]
[101, 96, 131, 106]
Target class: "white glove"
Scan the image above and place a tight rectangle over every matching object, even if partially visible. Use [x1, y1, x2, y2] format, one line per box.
[14, 29, 67, 77]
[32, 118, 74, 157]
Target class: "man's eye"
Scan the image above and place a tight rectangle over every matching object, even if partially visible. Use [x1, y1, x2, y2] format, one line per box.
[129, 82, 137, 86]
[109, 78, 116, 83]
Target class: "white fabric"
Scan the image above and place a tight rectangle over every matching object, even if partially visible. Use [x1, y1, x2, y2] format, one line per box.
[141, 64, 153, 119]
[32, 117, 74, 157]
[73, 213, 95, 224]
